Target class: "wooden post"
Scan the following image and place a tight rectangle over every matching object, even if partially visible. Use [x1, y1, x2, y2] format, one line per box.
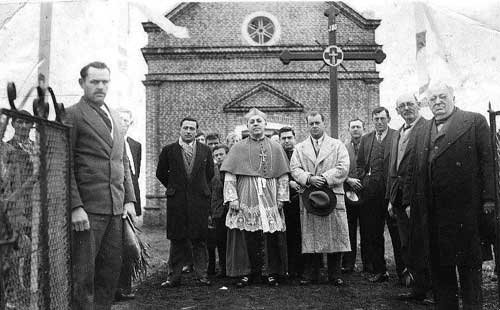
[38, 2, 53, 86]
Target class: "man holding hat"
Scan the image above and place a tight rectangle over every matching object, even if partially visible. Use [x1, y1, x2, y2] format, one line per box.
[221, 108, 290, 287]
[290, 111, 350, 286]
[341, 118, 365, 274]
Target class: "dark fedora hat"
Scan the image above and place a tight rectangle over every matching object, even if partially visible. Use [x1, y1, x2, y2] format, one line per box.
[343, 183, 364, 206]
[302, 186, 337, 217]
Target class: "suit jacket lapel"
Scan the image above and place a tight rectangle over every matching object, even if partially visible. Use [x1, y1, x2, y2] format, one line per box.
[109, 108, 123, 158]
[398, 117, 424, 168]
[389, 128, 400, 175]
[174, 142, 189, 179]
[316, 136, 333, 166]
[365, 132, 375, 165]
[433, 109, 471, 160]
[302, 138, 318, 164]
[384, 129, 394, 160]
[79, 100, 113, 149]
[190, 142, 203, 176]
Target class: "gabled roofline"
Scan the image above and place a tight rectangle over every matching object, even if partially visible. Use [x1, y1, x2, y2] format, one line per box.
[223, 82, 304, 113]
[331, 1, 381, 30]
[165, 2, 196, 21]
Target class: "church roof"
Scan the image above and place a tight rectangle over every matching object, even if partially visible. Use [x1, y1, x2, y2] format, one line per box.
[162, 1, 381, 29]
[223, 83, 304, 113]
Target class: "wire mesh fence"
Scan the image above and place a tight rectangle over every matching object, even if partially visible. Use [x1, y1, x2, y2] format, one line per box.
[0, 108, 71, 310]
[488, 106, 500, 302]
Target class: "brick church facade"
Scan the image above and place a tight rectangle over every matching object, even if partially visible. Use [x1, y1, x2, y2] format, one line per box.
[142, 2, 384, 225]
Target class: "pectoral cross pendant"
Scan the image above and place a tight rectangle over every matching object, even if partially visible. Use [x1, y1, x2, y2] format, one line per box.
[259, 149, 267, 169]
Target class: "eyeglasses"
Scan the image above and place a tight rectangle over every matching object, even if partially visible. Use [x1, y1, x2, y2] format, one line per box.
[397, 101, 416, 109]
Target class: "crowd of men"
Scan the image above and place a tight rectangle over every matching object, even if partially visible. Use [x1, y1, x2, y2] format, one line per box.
[1, 60, 496, 310]
[154, 81, 496, 310]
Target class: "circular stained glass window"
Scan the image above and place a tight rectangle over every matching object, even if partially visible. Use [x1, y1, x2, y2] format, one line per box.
[247, 16, 275, 44]
[242, 12, 281, 46]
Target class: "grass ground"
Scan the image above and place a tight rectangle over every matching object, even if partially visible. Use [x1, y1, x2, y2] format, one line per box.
[112, 226, 499, 310]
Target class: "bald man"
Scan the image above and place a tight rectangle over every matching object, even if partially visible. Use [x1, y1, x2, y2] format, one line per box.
[408, 82, 495, 309]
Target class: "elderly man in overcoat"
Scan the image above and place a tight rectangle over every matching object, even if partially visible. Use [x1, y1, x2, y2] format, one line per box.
[407, 82, 495, 309]
[290, 111, 350, 286]
[156, 117, 214, 287]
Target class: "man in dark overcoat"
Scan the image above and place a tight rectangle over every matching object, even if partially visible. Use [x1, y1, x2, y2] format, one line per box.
[356, 107, 403, 283]
[156, 117, 214, 287]
[407, 82, 495, 309]
[386, 94, 431, 301]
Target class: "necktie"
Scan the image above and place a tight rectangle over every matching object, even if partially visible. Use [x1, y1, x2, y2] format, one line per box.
[184, 144, 193, 164]
[89, 102, 112, 133]
[376, 133, 382, 142]
[314, 139, 320, 155]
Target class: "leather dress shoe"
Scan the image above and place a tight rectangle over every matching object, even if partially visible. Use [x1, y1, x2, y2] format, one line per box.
[368, 272, 389, 283]
[267, 275, 279, 287]
[422, 297, 436, 305]
[182, 265, 193, 273]
[161, 279, 181, 288]
[341, 267, 354, 274]
[198, 278, 211, 286]
[114, 292, 136, 301]
[329, 278, 345, 287]
[236, 276, 251, 288]
[397, 292, 426, 301]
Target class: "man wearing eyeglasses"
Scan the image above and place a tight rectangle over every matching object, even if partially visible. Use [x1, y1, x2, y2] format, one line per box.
[386, 94, 431, 303]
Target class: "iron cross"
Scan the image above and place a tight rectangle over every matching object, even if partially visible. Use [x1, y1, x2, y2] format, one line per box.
[279, 6, 386, 138]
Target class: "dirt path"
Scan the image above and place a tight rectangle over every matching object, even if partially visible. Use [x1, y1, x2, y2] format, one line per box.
[112, 227, 499, 310]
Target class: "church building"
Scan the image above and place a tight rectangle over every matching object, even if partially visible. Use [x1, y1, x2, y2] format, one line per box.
[142, 2, 385, 225]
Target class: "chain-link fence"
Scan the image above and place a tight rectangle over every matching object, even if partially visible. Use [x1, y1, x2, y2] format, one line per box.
[0, 108, 71, 310]
[488, 106, 500, 302]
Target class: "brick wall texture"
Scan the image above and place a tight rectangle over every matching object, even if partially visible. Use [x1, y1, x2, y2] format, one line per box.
[142, 2, 384, 226]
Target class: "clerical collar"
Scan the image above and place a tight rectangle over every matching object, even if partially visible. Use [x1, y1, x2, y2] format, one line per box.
[435, 107, 457, 125]
[249, 134, 265, 141]
[179, 137, 194, 147]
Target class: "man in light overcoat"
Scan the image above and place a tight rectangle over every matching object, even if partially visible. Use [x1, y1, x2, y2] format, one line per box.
[290, 111, 350, 286]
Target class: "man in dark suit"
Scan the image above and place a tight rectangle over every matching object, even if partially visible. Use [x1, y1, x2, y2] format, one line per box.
[408, 82, 494, 309]
[210, 144, 229, 277]
[341, 118, 364, 274]
[356, 107, 403, 283]
[385, 94, 431, 301]
[278, 126, 303, 280]
[156, 117, 214, 287]
[115, 108, 142, 301]
[68, 61, 136, 310]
